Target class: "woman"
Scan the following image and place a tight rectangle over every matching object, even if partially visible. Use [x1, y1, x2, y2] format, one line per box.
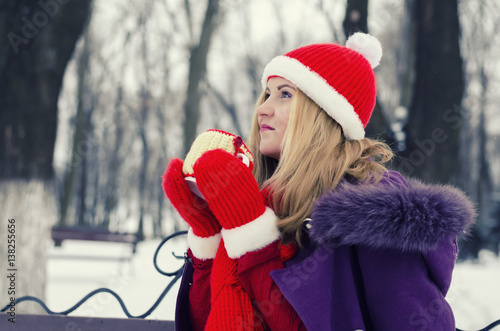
[163, 33, 476, 330]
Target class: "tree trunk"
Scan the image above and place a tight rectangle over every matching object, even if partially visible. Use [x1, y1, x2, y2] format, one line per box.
[0, 0, 93, 313]
[102, 86, 124, 229]
[77, 142, 88, 226]
[136, 89, 151, 241]
[474, 67, 494, 254]
[343, 0, 368, 36]
[0, 0, 92, 179]
[458, 66, 489, 260]
[400, 0, 464, 184]
[182, 0, 221, 156]
[207, 82, 243, 137]
[59, 32, 92, 227]
[0, 181, 57, 314]
[154, 156, 165, 237]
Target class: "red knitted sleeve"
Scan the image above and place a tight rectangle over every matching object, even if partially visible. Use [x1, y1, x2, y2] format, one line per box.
[187, 249, 213, 331]
[237, 243, 306, 331]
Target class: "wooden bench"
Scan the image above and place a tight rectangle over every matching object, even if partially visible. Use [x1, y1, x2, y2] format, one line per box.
[1, 313, 174, 331]
[51, 226, 140, 254]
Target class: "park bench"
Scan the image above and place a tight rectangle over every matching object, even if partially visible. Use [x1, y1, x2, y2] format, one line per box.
[0, 313, 174, 331]
[51, 226, 140, 254]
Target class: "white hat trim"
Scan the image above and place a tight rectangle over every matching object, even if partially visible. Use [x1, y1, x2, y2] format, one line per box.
[262, 55, 365, 140]
[221, 207, 280, 259]
[187, 228, 221, 260]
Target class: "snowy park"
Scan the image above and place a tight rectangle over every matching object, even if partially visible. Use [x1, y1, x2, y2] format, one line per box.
[2, 0, 500, 330]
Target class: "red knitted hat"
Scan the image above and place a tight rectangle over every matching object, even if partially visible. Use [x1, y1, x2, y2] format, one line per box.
[261, 33, 382, 140]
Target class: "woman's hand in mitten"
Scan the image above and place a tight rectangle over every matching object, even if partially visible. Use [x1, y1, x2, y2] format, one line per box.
[193, 149, 280, 259]
[162, 158, 221, 259]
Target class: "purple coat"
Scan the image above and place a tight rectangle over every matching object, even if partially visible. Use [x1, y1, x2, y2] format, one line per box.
[175, 172, 476, 330]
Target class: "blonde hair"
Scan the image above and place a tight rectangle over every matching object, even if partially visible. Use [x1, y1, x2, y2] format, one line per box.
[249, 90, 393, 244]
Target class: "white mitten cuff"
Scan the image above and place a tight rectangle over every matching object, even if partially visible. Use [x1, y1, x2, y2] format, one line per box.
[187, 228, 221, 260]
[221, 207, 280, 259]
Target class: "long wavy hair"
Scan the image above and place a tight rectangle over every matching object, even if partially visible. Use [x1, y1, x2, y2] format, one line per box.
[248, 90, 394, 244]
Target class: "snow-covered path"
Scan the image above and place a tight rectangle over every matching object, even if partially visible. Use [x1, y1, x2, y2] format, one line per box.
[45, 239, 500, 330]
[46, 239, 186, 322]
[450, 251, 500, 330]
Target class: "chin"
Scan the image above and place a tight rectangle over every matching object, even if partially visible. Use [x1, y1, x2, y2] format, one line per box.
[260, 148, 280, 160]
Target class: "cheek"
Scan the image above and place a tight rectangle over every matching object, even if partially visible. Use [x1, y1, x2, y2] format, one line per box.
[275, 108, 290, 132]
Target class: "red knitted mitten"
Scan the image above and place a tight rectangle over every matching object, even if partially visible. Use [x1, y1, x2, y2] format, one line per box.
[205, 240, 265, 331]
[162, 158, 221, 259]
[193, 149, 280, 259]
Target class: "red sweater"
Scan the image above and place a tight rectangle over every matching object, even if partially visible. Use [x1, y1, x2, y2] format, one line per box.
[187, 242, 306, 330]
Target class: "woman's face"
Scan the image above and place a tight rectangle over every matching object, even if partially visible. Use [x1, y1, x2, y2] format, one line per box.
[257, 77, 296, 160]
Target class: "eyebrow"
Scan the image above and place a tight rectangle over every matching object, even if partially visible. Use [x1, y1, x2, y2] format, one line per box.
[277, 84, 296, 90]
[265, 84, 297, 94]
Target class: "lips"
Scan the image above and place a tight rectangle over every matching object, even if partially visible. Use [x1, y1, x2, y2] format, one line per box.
[260, 124, 274, 132]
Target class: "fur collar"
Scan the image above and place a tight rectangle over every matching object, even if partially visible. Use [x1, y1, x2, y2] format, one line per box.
[309, 171, 476, 252]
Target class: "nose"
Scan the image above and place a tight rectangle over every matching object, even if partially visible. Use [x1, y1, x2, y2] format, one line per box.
[257, 99, 274, 118]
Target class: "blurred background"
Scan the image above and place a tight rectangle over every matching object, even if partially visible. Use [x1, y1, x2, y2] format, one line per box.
[1, 0, 499, 324]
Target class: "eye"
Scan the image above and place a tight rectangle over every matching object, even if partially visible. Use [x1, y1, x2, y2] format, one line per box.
[281, 91, 293, 98]
[264, 92, 270, 100]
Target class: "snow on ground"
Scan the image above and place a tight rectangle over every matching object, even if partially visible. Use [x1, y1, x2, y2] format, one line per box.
[46, 239, 500, 330]
[46, 238, 188, 321]
[450, 250, 500, 330]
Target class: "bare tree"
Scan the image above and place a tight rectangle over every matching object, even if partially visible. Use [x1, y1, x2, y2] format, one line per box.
[400, 0, 464, 185]
[343, 0, 368, 35]
[206, 82, 244, 137]
[0, 0, 93, 312]
[182, 0, 222, 156]
[458, 0, 500, 258]
[59, 28, 92, 227]
[317, 0, 344, 43]
[53, 0, 192, 239]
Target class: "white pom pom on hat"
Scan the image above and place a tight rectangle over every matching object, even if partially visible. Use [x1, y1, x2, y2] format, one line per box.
[261, 32, 382, 140]
[345, 32, 382, 68]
